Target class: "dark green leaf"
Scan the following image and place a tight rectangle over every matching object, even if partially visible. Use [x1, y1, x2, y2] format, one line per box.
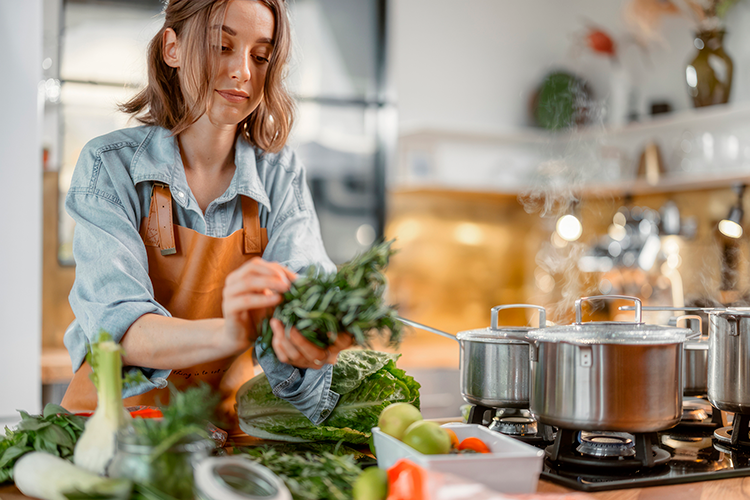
[38, 423, 75, 448]
[43, 403, 72, 419]
[34, 434, 60, 455]
[17, 418, 51, 432]
[0, 445, 31, 469]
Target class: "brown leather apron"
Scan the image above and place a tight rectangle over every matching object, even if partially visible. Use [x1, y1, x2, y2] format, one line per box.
[62, 183, 268, 424]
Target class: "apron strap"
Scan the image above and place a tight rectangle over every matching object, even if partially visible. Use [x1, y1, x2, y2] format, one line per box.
[241, 196, 262, 254]
[146, 183, 177, 256]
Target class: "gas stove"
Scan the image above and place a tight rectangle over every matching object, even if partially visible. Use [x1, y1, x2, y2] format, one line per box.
[467, 403, 750, 491]
[466, 404, 555, 446]
[539, 418, 750, 492]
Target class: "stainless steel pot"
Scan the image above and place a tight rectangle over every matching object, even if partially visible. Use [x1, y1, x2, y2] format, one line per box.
[672, 315, 708, 397]
[707, 309, 750, 413]
[527, 295, 688, 433]
[398, 304, 546, 408]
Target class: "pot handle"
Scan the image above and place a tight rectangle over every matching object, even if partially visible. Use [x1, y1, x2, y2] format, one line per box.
[576, 295, 642, 324]
[396, 316, 458, 342]
[491, 304, 546, 330]
[675, 314, 704, 340]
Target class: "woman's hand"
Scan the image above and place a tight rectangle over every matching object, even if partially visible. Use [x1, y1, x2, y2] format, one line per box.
[270, 318, 354, 369]
[221, 257, 297, 355]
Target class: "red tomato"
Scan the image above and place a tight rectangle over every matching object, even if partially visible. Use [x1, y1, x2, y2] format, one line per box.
[587, 29, 616, 57]
[458, 437, 491, 454]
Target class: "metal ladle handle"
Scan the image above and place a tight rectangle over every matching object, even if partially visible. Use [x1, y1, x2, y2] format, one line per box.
[491, 304, 547, 330]
[620, 306, 721, 312]
[396, 316, 458, 342]
[576, 295, 642, 325]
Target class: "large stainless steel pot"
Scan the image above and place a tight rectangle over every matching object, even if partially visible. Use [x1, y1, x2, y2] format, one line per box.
[398, 304, 546, 408]
[527, 295, 688, 433]
[707, 309, 750, 413]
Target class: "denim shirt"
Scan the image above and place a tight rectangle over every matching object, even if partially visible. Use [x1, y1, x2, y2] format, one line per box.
[64, 125, 339, 424]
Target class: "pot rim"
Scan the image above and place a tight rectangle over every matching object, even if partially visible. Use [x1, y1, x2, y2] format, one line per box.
[526, 322, 688, 345]
[710, 308, 750, 317]
[456, 326, 532, 343]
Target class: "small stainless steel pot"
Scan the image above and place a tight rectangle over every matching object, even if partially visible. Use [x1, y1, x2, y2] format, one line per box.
[672, 315, 708, 397]
[527, 295, 688, 433]
[707, 309, 750, 413]
[398, 304, 546, 408]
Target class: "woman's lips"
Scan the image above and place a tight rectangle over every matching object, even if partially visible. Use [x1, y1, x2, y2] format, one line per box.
[216, 90, 249, 103]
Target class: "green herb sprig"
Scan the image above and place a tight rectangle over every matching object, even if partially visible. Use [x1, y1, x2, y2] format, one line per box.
[259, 240, 402, 350]
[0, 404, 86, 483]
[238, 446, 362, 500]
[125, 384, 220, 500]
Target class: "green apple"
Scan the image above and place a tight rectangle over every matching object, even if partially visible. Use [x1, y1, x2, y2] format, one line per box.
[353, 466, 388, 500]
[377, 402, 422, 441]
[401, 421, 452, 455]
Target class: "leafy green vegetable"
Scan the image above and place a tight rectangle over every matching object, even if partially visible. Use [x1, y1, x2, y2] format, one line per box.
[0, 404, 86, 483]
[237, 350, 420, 444]
[259, 240, 402, 349]
[237, 446, 362, 500]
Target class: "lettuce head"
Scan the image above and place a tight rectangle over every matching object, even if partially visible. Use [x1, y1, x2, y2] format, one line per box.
[236, 350, 420, 444]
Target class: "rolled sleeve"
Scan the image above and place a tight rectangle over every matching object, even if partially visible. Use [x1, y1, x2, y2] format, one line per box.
[254, 341, 340, 424]
[63, 148, 171, 395]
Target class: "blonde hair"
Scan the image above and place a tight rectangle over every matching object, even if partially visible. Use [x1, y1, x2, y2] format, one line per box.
[120, 0, 294, 153]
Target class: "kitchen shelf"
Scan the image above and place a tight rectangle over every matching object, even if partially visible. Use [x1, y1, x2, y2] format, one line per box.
[577, 171, 750, 198]
[395, 101, 750, 197]
[399, 101, 750, 145]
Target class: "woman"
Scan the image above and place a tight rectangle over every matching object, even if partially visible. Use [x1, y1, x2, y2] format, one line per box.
[61, 0, 352, 424]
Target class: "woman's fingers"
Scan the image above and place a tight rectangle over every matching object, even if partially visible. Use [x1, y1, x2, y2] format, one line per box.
[270, 319, 334, 369]
[271, 319, 304, 366]
[325, 333, 354, 364]
[223, 292, 281, 316]
[270, 319, 356, 369]
[225, 258, 292, 294]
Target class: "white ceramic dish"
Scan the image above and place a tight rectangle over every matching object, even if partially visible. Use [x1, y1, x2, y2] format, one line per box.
[372, 423, 544, 494]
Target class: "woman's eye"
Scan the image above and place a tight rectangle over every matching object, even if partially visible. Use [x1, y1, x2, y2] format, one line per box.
[221, 46, 230, 52]
[254, 55, 270, 64]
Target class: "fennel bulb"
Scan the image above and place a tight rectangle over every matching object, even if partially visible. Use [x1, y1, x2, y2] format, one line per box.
[73, 333, 132, 475]
[14, 452, 131, 500]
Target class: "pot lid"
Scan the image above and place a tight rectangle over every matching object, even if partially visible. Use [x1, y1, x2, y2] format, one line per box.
[526, 322, 687, 345]
[526, 295, 688, 345]
[456, 326, 532, 343]
[456, 303, 547, 343]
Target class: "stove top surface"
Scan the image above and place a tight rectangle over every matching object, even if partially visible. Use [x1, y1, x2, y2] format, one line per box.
[540, 426, 750, 492]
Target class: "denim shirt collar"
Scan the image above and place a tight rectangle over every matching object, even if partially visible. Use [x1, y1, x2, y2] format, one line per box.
[129, 126, 272, 212]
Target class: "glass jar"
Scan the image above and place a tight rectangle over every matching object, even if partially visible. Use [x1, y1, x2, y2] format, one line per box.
[109, 431, 215, 500]
[686, 28, 734, 107]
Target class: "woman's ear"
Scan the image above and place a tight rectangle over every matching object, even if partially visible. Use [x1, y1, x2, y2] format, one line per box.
[162, 28, 180, 68]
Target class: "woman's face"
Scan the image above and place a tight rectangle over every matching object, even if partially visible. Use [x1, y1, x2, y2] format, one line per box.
[205, 0, 275, 128]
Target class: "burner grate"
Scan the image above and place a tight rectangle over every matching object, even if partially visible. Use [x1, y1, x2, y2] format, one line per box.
[714, 413, 750, 448]
[546, 428, 670, 471]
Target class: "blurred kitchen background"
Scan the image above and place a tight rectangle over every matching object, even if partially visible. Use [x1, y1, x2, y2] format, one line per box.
[2, 0, 750, 422]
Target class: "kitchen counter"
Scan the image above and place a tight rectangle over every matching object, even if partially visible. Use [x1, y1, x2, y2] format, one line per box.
[535, 476, 750, 499]
[3, 476, 750, 499]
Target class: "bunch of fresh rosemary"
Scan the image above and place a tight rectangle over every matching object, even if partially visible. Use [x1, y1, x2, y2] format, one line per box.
[259, 240, 402, 349]
[238, 445, 363, 500]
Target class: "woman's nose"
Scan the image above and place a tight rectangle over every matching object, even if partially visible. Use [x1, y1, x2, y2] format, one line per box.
[230, 52, 252, 82]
